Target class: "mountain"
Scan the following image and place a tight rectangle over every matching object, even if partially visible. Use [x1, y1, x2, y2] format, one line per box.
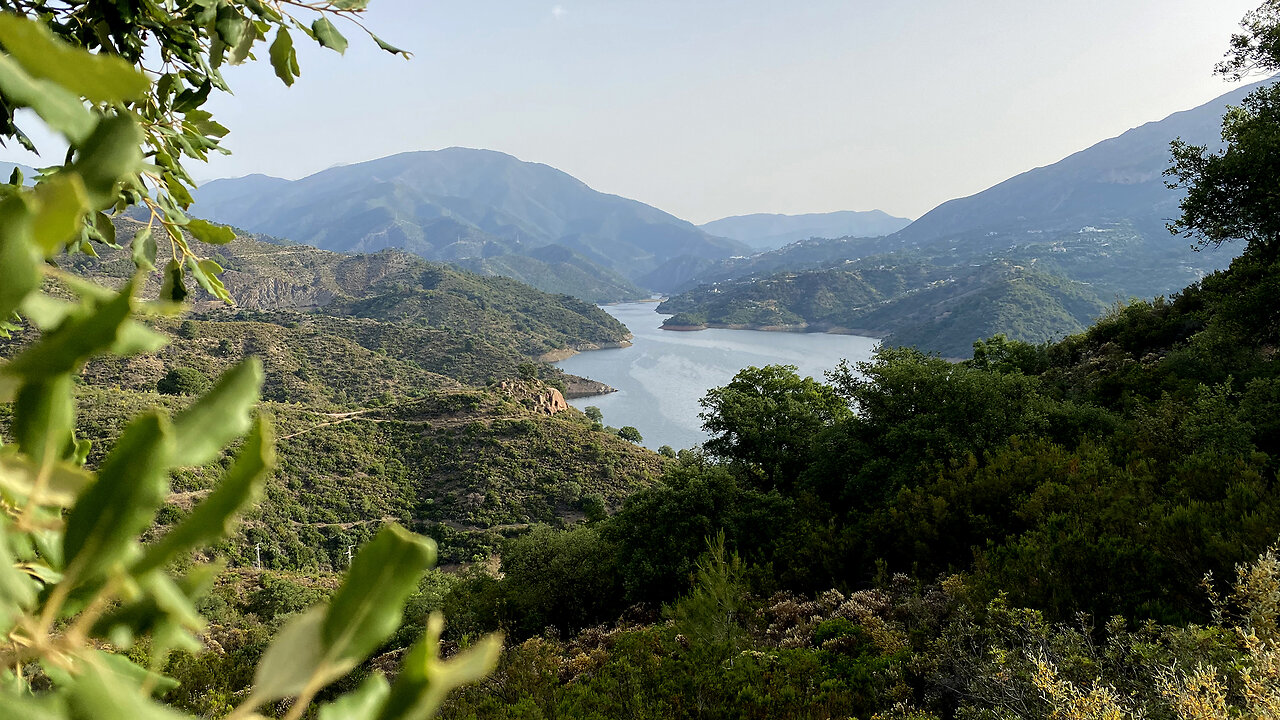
[700, 210, 912, 251]
[891, 79, 1270, 253]
[456, 244, 649, 304]
[191, 148, 747, 298]
[658, 81, 1268, 356]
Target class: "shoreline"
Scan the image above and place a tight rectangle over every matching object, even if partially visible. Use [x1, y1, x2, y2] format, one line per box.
[658, 321, 888, 339]
[537, 338, 633, 363]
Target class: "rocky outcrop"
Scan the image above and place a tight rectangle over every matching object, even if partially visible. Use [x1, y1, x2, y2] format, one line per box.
[537, 388, 569, 415]
[563, 375, 617, 399]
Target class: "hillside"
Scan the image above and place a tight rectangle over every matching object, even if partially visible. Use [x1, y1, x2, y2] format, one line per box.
[658, 260, 1108, 357]
[191, 148, 747, 298]
[456, 244, 649, 304]
[700, 210, 912, 251]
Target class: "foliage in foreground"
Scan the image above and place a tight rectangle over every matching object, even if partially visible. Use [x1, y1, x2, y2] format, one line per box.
[0, 5, 499, 719]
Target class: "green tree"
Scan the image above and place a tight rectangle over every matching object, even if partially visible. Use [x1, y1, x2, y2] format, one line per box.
[699, 364, 851, 491]
[157, 366, 210, 396]
[584, 405, 604, 426]
[1167, 2, 1280, 255]
[617, 425, 643, 443]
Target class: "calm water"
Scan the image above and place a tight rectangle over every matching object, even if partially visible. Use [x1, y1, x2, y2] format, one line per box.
[555, 303, 880, 451]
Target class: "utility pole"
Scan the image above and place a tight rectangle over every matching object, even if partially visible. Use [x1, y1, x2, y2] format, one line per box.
[255, 543, 261, 570]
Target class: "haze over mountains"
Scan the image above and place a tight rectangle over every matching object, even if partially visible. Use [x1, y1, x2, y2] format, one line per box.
[180, 78, 1269, 355]
[699, 210, 912, 251]
[654, 79, 1270, 355]
[191, 148, 745, 302]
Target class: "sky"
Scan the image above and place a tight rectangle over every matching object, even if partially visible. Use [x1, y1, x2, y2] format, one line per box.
[0, 0, 1265, 223]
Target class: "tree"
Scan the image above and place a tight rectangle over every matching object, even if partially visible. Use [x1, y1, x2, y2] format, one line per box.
[617, 425, 643, 443]
[0, 6, 497, 719]
[584, 405, 604, 426]
[699, 364, 851, 491]
[157, 366, 211, 395]
[1166, 1, 1280, 256]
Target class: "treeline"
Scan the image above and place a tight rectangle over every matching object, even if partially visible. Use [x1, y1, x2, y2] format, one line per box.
[396, 243, 1280, 718]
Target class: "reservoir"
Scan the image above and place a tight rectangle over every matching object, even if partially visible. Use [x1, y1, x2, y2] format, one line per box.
[555, 303, 880, 451]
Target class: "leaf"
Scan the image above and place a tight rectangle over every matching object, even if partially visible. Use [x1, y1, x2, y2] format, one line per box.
[322, 524, 436, 665]
[62, 412, 172, 583]
[12, 373, 75, 466]
[215, 4, 247, 48]
[159, 258, 188, 303]
[91, 211, 118, 247]
[130, 226, 156, 270]
[372, 33, 411, 58]
[186, 217, 235, 245]
[318, 673, 389, 720]
[269, 27, 299, 86]
[250, 607, 351, 703]
[0, 453, 93, 507]
[134, 416, 274, 575]
[109, 320, 168, 356]
[72, 115, 144, 209]
[0, 515, 39, 628]
[3, 281, 135, 380]
[0, 193, 39, 320]
[96, 652, 181, 696]
[31, 172, 89, 255]
[312, 17, 349, 54]
[171, 358, 263, 467]
[0, 14, 148, 103]
[0, 54, 96, 144]
[0, 692, 63, 720]
[64, 659, 186, 720]
[377, 614, 502, 720]
[332, 0, 372, 9]
[17, 293, 76, 330]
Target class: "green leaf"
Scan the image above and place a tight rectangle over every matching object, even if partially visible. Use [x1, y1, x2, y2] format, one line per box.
[64, 659, 186, 720]
[323, 524, 436, 665]
[72, 115, 144, 209]
[12, 373, 75, 466]
[371, 33, 411, 58]
[96, 651, 181, 696]
[0, 515, 39, 627]
[0, 54, 96, 143]
[312, 17, 349, 54]
[110, 319, 168, 356]
[250, 607, 350, 703]
[17, 293, 76, 330]
[159, 259, 188, 303]
[134, 416, 274, 575]
[186, 218, 235, 245]
[171, 358, 263, 467]
[0, 691, 63, 720]
[3, 281, 135, 380]
[0, 453, 93, 507]
[91, 211, 118, 247]
[0, 14, 148, 103]
[332, 0, 372, 9]
[62, 412, 173, 583]
[0, 194, 39, 320]
[31, 172, 89, 255]
[215, 4, 247, 48]
[269, 27, 299, 86]
[130, 226, 156, 270]
[378, 614, 502, 720]
[318, 673, 389, 720]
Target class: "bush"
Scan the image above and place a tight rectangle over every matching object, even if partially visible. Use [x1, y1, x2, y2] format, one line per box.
[157, 367, 211, 395]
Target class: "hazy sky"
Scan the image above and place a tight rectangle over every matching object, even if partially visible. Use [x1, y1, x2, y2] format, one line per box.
[1, 0, 1265, 223]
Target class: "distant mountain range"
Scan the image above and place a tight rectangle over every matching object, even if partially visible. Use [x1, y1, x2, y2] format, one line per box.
[190, 148, 746, 300]
[657, 79, 1270, 355]
[700, 210, 912, 251]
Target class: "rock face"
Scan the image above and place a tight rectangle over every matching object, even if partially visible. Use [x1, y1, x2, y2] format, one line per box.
[562, 375, 617, 399]
[538, 388, 568, 415]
